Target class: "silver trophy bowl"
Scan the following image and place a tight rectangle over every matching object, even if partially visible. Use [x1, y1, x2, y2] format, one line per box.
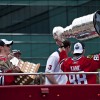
[64, 10, 100, 41]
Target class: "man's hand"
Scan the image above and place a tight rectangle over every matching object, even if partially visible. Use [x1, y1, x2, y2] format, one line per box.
[58, 47, 65, 52]
[12, 66, 20, 73]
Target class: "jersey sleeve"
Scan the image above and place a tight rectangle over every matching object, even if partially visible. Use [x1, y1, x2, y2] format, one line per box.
[87, 54, 100, 70]
[45, 55, 59, 73]
[60, 61, 65, 72]
[85, 57, 100, 71]
[60, 58, 70, 72]
[59, 50, 67, 62]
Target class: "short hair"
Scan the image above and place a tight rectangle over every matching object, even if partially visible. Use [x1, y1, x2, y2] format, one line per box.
[62, 39, 71, 48]
[52, 26, 64, 36]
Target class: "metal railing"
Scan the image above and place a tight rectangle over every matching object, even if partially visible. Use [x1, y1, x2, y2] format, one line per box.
[0, 72, 100, 85]
[0, 72, 100, 76]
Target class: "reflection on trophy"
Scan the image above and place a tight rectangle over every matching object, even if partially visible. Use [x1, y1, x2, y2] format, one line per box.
[64, 10, 100, 40]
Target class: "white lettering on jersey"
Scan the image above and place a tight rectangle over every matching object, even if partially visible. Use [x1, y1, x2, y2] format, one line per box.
[69, 74, 77, 84]
[70, 65, 80, 71]
[76, 73, 87, 84]
[67, 71, 88, 84]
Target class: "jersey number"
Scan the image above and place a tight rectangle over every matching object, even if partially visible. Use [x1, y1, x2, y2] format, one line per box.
[67, 71, 88, 84]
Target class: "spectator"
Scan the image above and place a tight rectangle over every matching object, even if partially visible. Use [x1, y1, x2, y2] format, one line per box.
[60, 42, 100, 84]
[12, 49, 21, 59]
[0, 39, 20, 85]
[45, 26, 71, 85]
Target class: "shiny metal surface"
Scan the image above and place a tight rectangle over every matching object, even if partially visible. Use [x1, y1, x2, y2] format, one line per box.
[64, 10, 100, 40]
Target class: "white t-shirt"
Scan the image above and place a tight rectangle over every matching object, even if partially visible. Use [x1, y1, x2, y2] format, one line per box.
[45, 51, 67, 85]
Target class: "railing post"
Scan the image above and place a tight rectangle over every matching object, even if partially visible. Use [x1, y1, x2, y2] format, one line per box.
[39, 72, 44, 85]
[98, 72, 100, 84]
[0, 70, 4, 85]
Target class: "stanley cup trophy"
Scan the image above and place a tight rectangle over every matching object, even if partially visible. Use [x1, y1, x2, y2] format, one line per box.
[64, 10, 100, 41]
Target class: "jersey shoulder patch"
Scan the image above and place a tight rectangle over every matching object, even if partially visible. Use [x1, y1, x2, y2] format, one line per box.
[93, 54, 99, 61]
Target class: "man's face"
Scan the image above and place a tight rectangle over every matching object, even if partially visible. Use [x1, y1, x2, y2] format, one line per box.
[53, 33, 64, 46]
[14, 53, 21, 59]
[53, 33, 58, 40]
[4, 45, 11, 55]
[53, 33, 63, 46]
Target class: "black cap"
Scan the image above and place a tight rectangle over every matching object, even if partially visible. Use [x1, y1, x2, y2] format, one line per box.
[0, 40, 4, 46]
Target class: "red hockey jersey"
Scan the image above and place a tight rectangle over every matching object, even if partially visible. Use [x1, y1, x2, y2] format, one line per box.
[60, 51, 100, 84]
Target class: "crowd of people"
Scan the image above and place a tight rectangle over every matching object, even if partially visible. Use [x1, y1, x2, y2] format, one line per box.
[0, 26, 100, 85]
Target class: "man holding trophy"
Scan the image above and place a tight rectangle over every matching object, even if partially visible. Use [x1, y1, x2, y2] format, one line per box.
[59, 10, 100, 84]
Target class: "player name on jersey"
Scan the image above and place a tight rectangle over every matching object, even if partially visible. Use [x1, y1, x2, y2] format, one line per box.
[70, 65, 80, 71]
